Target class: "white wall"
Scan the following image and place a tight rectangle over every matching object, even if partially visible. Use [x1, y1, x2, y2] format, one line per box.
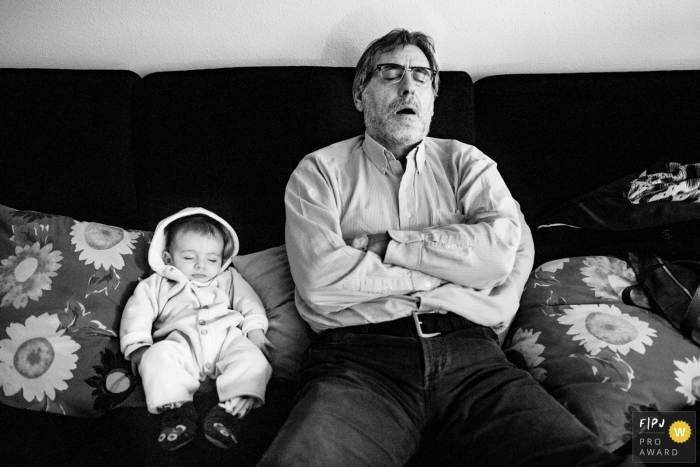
[1, 0, 698, 81]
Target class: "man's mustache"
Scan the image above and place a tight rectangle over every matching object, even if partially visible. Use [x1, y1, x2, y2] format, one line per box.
[388, 97, 422, 115]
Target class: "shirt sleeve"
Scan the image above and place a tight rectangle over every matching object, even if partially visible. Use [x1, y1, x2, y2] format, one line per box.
[384, 153, 521, 289]
[285, 158, 443, 314]
[416, 204, 534, 343]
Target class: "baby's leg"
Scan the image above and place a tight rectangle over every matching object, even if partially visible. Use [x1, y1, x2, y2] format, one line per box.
[202, 335, 272, 449]
[140, 340, 202, 450]
[215, 334, 272, 409]
[140, 339, 200, 413]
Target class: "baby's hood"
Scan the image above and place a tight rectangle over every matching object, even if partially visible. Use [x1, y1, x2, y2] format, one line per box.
[148, 207, 240, 279]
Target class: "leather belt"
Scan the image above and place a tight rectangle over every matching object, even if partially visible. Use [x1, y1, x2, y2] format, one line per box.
[330, 311, 474, 338]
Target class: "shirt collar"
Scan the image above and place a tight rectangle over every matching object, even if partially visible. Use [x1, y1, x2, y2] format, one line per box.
[362, 132, 426, 174]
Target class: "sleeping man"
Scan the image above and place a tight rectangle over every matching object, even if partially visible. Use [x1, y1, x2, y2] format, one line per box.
[258, 28, 632, 467]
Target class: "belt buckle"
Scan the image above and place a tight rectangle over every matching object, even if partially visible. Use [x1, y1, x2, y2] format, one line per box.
[412, 311, 440, 338]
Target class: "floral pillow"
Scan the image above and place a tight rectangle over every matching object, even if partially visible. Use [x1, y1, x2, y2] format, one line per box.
[0, 204, 151, 418]
[504, 256, 700, 452]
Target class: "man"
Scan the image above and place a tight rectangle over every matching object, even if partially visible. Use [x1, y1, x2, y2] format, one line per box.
[258, 29, 630, 467]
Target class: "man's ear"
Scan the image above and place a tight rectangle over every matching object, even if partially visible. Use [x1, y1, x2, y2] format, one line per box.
[162, 251, 172, 264]
[353, 86, 364, 112]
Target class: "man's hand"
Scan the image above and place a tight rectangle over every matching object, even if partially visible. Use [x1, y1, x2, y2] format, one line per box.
[129, 346, 148, 376]
[367, 232, 390, 259]
[350, 232, 390, 259]
[247, 328, 275, 361]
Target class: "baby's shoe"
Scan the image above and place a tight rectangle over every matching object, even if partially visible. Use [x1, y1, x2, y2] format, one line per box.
[157, 402, 197, 451]
[203, 404, 240, 449]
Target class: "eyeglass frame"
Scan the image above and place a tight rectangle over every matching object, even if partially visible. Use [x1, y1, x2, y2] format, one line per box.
[373, 63, 437, 87]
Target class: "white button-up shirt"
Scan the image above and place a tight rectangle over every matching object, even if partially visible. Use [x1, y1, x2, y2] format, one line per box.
[284, 133, 534, 338]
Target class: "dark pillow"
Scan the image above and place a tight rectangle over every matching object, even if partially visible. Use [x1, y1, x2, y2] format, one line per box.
[532, 167, 700, 268]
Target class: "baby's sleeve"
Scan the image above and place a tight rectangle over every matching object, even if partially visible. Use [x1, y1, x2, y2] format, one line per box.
[229, 267, 268, 336]
[119, 275, 160, 359]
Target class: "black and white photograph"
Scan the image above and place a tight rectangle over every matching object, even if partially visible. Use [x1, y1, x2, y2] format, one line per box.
[1, 2, 699, 466]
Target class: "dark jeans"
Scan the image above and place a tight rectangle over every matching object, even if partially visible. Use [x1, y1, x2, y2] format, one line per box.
[258, 324, 630, 467]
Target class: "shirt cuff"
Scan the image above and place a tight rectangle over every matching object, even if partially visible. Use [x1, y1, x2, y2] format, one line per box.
[386, 229, 423, 270]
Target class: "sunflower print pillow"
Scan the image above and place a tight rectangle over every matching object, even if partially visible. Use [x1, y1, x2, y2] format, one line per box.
[504, 256, 700, 453]
[0, 204, 151, 418]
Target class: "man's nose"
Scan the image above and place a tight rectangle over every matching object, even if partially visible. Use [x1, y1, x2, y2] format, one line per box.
[398, 71, 417, 96]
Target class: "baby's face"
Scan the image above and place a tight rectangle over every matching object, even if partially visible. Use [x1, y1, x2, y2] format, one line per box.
[165, 231, 224, 282]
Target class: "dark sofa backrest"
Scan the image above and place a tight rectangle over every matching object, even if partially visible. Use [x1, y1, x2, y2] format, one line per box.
[474, 70, 700, 223]
[5, 67, 700, 253]
[131, 67, 474, 253]
[0, 69, 141, 228]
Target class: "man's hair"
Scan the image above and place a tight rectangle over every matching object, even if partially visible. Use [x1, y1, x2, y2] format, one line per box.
[353, 28, 440, 98]
[165, 214, 231, 257]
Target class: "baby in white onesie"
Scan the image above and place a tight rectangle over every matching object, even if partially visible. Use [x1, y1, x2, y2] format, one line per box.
[120, 207, 273, 450]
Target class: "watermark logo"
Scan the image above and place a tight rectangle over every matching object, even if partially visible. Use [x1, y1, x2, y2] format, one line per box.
[633, 411, 695, 463]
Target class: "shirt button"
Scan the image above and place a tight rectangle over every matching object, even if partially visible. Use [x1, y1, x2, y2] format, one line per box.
[426, 281, 431, 287]
[198, 320, 205, 326]
[403, 182, 408, 188]
[205, 362, 212, 369]
[406, 213, 411, 218]
[201, 329, 208, 335]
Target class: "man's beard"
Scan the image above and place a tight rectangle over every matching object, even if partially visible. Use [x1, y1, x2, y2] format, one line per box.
[362, 93, 433, 151]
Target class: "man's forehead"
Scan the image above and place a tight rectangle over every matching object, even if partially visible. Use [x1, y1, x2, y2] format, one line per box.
[375, 45, 429, 65]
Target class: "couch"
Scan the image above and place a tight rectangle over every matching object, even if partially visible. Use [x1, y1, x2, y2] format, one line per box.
[1, 66, 699, 466]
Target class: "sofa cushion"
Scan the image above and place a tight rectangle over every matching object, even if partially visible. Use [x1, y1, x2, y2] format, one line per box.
[232, 245, 315, 382]
[474, 70, 700, 221]
[0, 203, 150, 418]
[0, 69, 141, 228]
[504, 255, 700, 452]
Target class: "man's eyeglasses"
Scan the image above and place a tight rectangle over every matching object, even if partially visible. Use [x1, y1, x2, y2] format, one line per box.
[374, 63, 436, 87]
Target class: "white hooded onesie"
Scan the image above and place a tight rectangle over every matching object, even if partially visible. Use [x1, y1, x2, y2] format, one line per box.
[120, 207, 272, 414]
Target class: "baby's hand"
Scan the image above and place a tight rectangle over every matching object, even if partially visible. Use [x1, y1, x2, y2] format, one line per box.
[220, 396, 255, 418]
[129, 346, 148, 376]
[247, 328, 275, 361]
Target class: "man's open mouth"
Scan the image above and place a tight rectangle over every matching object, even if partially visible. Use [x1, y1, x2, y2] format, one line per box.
[396, 108, 417, 115]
